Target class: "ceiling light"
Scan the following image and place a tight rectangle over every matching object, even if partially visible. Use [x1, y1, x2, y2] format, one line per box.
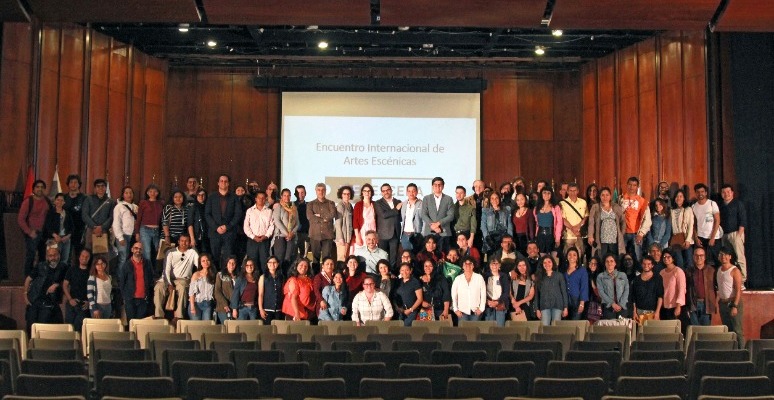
[535, 46, 545, 55]
[318, 41, 329, 49]
[178, 24, 189, 32]
[398, 26, 410, 31]
[307, 25, 318, 30]
[552, 29, 563, 37]
[207, 40, 217, 47]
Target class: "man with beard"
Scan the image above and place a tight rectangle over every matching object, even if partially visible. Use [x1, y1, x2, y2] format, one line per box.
[205, 174, 242, 269]
[81, 179, 114, 256]
[453, 186, 477, 251]
[24, 246, 67, 333]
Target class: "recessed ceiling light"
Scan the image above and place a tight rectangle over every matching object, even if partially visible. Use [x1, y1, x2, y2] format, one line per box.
[552, 29, 563, 37]
[535, 46, 545, 55]
[178, 23, 189, 32]
[307, 25, 319, 30]
[318, 41, 329, 49]
[398, 26, 410, 31]
[207, 40, 217, 47]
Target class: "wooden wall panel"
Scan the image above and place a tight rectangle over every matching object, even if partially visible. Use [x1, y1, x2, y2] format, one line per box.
[86, 84, 108, 186]
[581, 63, 599, 186]
[164, 68, 197, 137]
[232, 75, 267, 138]
[57, 76, 83, 184]
[553, 71, 581, 141]
[580, 31, 708, 201]
[483, 140, 518, 187]
[197, 74, 232, 137]
[519, 141, 554, 183]
[517, 78, 553, 141]
[59, 28, 83, 79]
[142, 104, 164, 185]
[483, 78, 518, 140]
[107, 90, 127, 186]
[109, 46, 128, 93]
[0, 23, 32, 190]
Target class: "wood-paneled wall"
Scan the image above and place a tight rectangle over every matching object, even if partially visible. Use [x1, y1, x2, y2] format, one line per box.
[0, 22, 166, 193]
[164, 68, 582, 193]
[165, 69, 280, 192]
[581, 31, 709, 199]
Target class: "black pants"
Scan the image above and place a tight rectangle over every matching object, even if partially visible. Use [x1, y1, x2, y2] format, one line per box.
[209, 231, 235, 270]
[246, 239, 271, 274]
[310, 238, 334, 264]
[26, 303, 63, 335]
[124, 298, 149, 321]
[379, 237, 400, 269]
[23, 235, 45, 277]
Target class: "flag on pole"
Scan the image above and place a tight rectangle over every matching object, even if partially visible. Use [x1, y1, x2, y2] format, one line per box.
[50, 165, 62, 199]
[23, 165, 35, 199]
[105, 180, 112, 199]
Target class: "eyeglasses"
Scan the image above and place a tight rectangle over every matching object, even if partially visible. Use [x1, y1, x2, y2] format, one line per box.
[363, 283, 375, 286]
[662, 255, 672, 259]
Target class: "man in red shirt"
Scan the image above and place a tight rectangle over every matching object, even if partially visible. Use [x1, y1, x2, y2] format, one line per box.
[620, 176, 651, 262]
[118, 242, 154, 321]
[18, 180, 51, 277]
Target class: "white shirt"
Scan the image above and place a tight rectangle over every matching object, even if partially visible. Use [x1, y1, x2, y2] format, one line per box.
[404, 201, 417, 233]
[112, 201, 137, 237]
[354, 246, 389, 275]
[451, 273, 487, 314]
[244, 204, 275, 239]
[351, 290, 394, 323]
[163, 248, 199, 284]
[487, 275, 503, 300]
[434, 194, 443, 209]
[692, 200, 722, 239]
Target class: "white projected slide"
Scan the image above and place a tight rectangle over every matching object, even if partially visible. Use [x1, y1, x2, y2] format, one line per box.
[281, 92, 480, 200]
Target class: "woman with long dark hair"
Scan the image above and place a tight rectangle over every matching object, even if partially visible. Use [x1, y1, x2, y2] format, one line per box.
[189, 253, 216, 320]
[510, 259, 536, 321]
[258, 256, 284, 324]
[86, 255, 112, 319]
[162, 189, 187, 246]
[511, 193, 535, 256]
[419, 259, 451, 321]
[230, 258, 260, 320]
[482, 191, 513, 256]
[587, 187, 626, 259]
[135, 184, 163, 262]
[394, 262, 423, 326]
[353, 184, 376, 247]
[563, 248, 588, 320]
[282, 258, 316, 321]
[273, 188, 299, 270]
[534, 187, 563, 256]
[415, 235, 444, 268]
[534, 255, 568, 325]
[214, 255, 237, 323]
[187, 188, 209, 254]
[670, 189, 695, 268]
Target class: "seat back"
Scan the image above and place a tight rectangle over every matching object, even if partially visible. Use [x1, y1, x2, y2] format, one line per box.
[364, 320, 403, 334]
[359, 377, 432, 400]
[246, 361, 309, 397]
[162, 348, 217, 376]
[15, 374, 89, 398]
[203, 332, 246, 349]
[273, 377, 346, 400]
[182, 323, 223, 346]
[472, 361, 534, 395]
[151, 339, 199, 361]
[513, 340, 563, 360]
[170, 361, 235, 396]
[136, 323, 175, 349]
[176, 319, 215, 333]
[393, 340, 441, 364]
[364, 350, 420, 378]
[565, 350, 621, 385]
[317, 320, 356, 334]
[271, 319, 311, 334]
[101, 375, 175, 398]
[439, 326, 479, 341]
[236, 324, 276, 342]
[313, 334, 355, 351]
[399, 363, 462, 399]
[497, 350, 554, 377]
[211, 340, 254, 362]
[330, 341, 379, 362]
[532, 333, 575, 357]
[431, 350, 487, 377]
[368, 333, 411, 352]
[271, 341, 319, 362]
[187, 377, 260, 400]
[324, 362, 387, 397]
[699, 375, 772, 398]
[532, 377, 607, 400]
[387, 325, 429, 341]
[422, 332, 467, 351]
[643, 319, 681, 332]
[259, 332, 301, 351]
[552, 320, 590, 341]
[0, 331, 27, 361]
[614, 376, 688, 399]
[94, 360, 161, 396]
[21, 359, 84, 376]
[297, 349, 352, 378]
[452, 340, 502, 361]
[224, 318, 265, 333]
[230, 349, 284, 378]
[479, 333, 521, 351]
[620, 359, 683, 377]
[505, 320, 542, 337]
[689, 361, 756, 398]
[30, 323, 73, 339]
[81, 318, 123, 356]
[338, 325, 378, 341]
[288, 324, 328, 342]
[447, 377, 520, 400]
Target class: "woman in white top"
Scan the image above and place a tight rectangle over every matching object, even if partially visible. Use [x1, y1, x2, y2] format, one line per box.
[112, 186, 137, 267]
[351, 275, 394, 325]
[716, 247, 744, 348]
[87, 255, 112, 318]
[670, 189, 695, 268]
[189, 253, 216, 320]
[451, 256, 487, 322]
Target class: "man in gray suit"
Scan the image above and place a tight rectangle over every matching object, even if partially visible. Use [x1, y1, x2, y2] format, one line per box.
[421, 177, 455, 253]
[374, 183, 402, 269]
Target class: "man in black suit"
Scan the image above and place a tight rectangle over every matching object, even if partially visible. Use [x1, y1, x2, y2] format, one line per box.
[374, 183, 402, 269]
[205, 174, 243, 270]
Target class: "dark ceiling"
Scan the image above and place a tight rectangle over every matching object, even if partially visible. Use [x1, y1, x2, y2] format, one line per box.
[3, 0, 772, 69]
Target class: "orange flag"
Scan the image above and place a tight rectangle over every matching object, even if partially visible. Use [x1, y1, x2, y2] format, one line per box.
[22, 165, 34, 198]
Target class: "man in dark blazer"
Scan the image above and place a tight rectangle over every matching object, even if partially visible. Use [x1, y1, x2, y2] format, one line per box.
[374, 183, 403, 268]
[205, 174, 243, 270]
[421, 177, 455, 253]
[118, 241, 154, 320]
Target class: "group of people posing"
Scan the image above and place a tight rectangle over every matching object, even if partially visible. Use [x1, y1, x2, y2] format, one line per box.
[17, 173, 746, 348]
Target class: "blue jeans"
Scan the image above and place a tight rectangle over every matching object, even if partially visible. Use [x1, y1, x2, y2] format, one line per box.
[190, 300, 213, 320]
[689, 299, 712, 326]
[484, 308, 506, 326]
[115, 234, 131, 267]
[459, 312, 482, 322]
[124, 298, 148, 321]
[58, 240, 72, 266]
[237, 305, 258, 320]
[400, 233, 414, 252]
[540, 308, 562, 326]
[400, 310, 418, 326]
[91, 303, 113, 319]
[672, 245, 694, 269]
[139, 226, 160, 262]
[624, 233, 643, 262]
[65, 302, 88, 332]
[217, 311, 231, 324]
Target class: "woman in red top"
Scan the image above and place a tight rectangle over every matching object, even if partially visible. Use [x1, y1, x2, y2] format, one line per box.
[511, 193, 535, 256]
[353, 184, 377, 247]
[135, 184, 164, 262]
[282, 258, 315, 321]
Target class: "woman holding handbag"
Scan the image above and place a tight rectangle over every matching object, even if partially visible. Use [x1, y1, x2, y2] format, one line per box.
[510, 259, 535, 321]
[670, 189, 695, 268]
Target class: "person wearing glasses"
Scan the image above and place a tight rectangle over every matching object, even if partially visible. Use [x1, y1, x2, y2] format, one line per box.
[451, 256, 487, 322]
[119, 243, 153, 321]
[351, 275, 394, 325]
